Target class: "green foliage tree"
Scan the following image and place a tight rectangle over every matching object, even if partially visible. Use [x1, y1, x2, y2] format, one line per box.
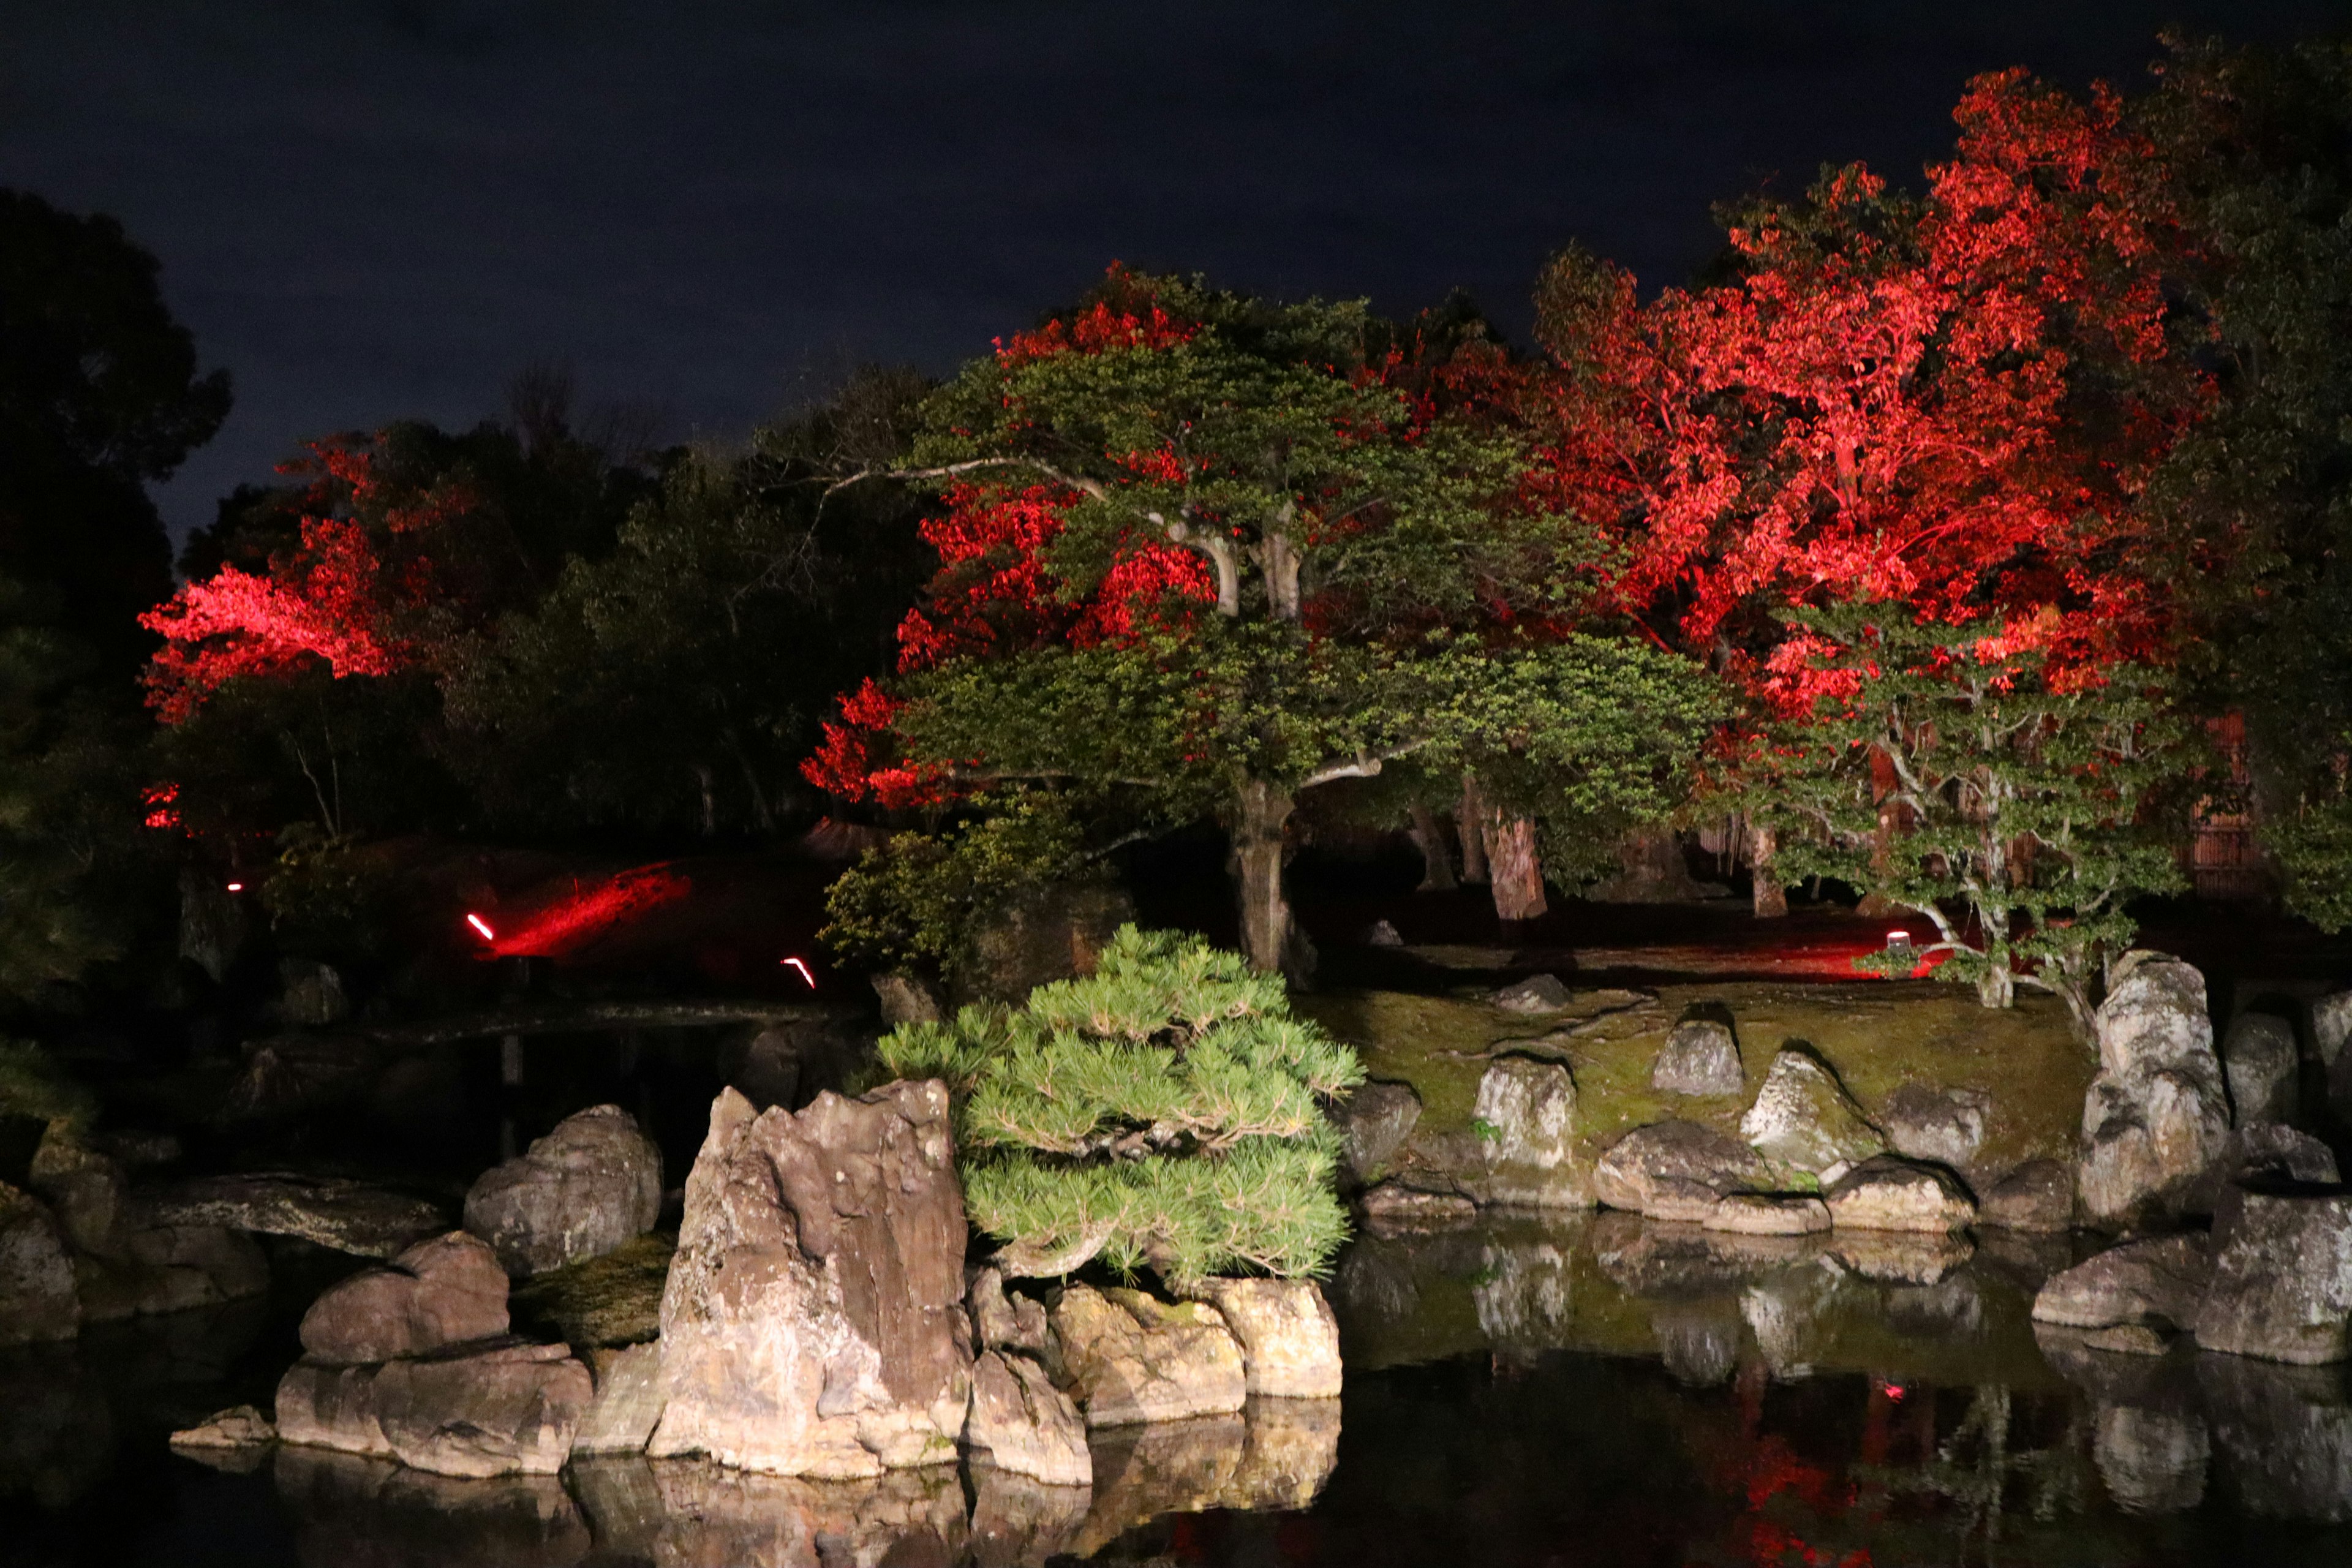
[878, 925, 1361, 1288]
[0, 190, 230, 679]
[0, 578, 153, 1006]
[2130, 37, 2352, 927]
[848, 272, 1721, 976]
[1750, 605, 2195, 1038]
[443, 373, 933, 836]
[820, 788, 1104, 986]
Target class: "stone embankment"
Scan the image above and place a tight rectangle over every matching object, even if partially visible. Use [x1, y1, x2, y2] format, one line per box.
[164, 1080, 1344, 1549]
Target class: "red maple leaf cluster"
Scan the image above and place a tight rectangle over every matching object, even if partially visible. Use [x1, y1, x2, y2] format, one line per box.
[1529, 70, 2204, 717]
[138, 514, 407, 723]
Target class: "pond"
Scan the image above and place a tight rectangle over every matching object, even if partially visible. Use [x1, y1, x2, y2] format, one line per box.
[6, 1212, 2350, 1567]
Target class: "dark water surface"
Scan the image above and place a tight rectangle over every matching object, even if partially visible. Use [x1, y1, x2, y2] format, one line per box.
[7, 1213, 2352, 1567]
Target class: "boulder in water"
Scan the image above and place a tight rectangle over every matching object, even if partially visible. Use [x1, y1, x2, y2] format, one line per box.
[1594, 1120, 1768, 1219]
[1880, 1084, 1989, 1175]
[2195, 1186, 2352, 1364]
[277, 1338, 594, 1477]
[964, 1349, 1090, 1487]
[1333, 1080, 1420, 1188]
[1979, 1159, 2073, 1233]
[0, 1182, 78, 1344]
[2076, 952, 2233, 1231]
[2032, 1235, 2211, 1332]
[1050, 1284, 1246, 1427]
[1186, 1278, 1341, 1398]
[646, 1083, 971, 1478]
[1823, 1156, 1975, 1234]
[299, 1232, 510, 1366]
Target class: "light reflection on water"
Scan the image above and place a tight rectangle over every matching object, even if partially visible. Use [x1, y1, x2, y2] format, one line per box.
[7, 1212, 2352, 1566]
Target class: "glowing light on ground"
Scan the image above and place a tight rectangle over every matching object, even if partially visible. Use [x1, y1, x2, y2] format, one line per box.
[473, 865, 692, 959]
[225, 882, 244, 892]
[782, 956, 815, 987]
[1885, 930, 1910, 948]
[466, 913, 497, 941]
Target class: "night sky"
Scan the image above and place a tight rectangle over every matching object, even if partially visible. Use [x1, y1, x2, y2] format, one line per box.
[2, 1, 2342, 541]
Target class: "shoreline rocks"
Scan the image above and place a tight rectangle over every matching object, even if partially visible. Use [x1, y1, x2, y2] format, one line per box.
[1050, 1285, 1246, 1427]
[1740, 1049, 1883, 1180]
[462, 1106, 662, 1278]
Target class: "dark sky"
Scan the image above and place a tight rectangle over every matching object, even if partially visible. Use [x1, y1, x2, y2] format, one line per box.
[2, 1, 2342, 541]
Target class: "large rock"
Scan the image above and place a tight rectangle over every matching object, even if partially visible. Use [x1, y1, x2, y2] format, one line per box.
[1471, 1056, 1586, 1208]
[968, 1266, 1053, 1362]
[1823, 1156, 1975, 1234]
[146, 1172, 448, 1259]
[1049, 1284, 1246, 1427]
[1979, 1159, 2073, 1233]
[647, 1083, 971, 1478]
[1333, 1081, 1420, 1188]
[2195, 1186, 2352, 1364]
[2032, 1235, 2211, 1331]
[74, 1221, 269, 1322]
[572, 1342, 667, 1455]
[1740, 1049, 1883, 1178]
[1651, 1017, 1743, 1097]
[2223, 1012, 2300, 1126]
[299, 1232, 511, 1365]
[964, 1349, 1090, 1487]
[170, 1404, 277, 1453]
[1186, 1278, 1342, 1398]
[276, 1338, 594, 1476]
[277, 958, 350, 1027]
[28, 1134, 267, 1321]
[1355, 1180, 1477, 1233]
[1880, 1084, 1989, 1175]
[1492, 974, 1572, 1014]
[1594, 1120, 1769, 1221]
[462, 1105, 663, 1277]
[0, 1183, 78, 1344]
[2077, 952, 2233, 1231]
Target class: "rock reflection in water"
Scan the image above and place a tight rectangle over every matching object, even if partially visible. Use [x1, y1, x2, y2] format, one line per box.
[274, 1446, 589, 1568]
[968, 1463, 1090, 1568]
[2197, 1354, 2352, 1523]
[644, 1459, 967, 1568]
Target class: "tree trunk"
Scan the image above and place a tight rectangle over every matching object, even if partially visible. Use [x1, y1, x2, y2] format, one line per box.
[1457, 775, 1491, 884]
[1234, 775, 1313, 982]
[1406, 803, 1458, 892]
[1483, 815, 1548, 922]
[1749, 824, 1788, 918]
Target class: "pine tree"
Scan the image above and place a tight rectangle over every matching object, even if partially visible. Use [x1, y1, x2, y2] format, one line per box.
[878, 925, 1362, 1289]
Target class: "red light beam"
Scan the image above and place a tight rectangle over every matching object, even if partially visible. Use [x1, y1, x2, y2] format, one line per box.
[466, 913, 496, 942]
[782, 957, 815, 988]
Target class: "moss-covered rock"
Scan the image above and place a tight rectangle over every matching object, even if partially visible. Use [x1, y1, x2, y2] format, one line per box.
[507, 1231, 672, 1349]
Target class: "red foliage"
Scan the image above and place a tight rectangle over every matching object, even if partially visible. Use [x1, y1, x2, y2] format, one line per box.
[1532, 69, 2203, 709]
[803, 273, 1218, 807]
[139, 517, 408, 723]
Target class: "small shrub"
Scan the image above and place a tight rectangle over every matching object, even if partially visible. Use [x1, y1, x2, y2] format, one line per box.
[880, 925, 1362, 1288]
